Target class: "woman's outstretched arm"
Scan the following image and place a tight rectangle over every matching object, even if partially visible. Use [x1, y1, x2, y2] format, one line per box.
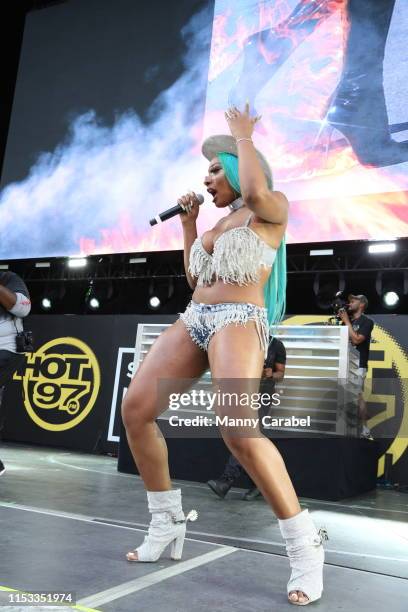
[237, 139, 288, 224]
[226, 104, 288, 225]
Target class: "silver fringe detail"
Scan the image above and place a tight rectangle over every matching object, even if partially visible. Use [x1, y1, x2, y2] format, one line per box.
[179, 301, 269, 358]
[188, 238, 213, 286]
[213, 228, 265, 286]
[189, 228, 275, 288]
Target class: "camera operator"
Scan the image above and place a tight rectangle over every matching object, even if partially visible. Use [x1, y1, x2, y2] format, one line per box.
[0, 271, 31, 475]
[338, 294, 374, 439]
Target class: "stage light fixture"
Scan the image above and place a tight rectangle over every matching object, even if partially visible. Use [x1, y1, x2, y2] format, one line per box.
[35, 262, 51, 268]
[148, 277, 162, 311]
[68, 257, 87, 268]
[39, 285, 66, 312]
[41, 297, 52, 310]
[149, 296, 161, 309]
[368, 242, 396, 254]
[85, 280, 100, 311]
[89, 297, 100, 310]
[309, 249, 333, 256]
[376, 271, 406, 311]
[383, 291, 399, 308]
[147, 278, 174, 311]
[129, 257, 147, 264]
[84, 280, 113, 312]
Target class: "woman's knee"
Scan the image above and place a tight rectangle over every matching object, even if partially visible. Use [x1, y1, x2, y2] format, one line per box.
[121, 387, 153, 432]
[222, 435, 258, 462]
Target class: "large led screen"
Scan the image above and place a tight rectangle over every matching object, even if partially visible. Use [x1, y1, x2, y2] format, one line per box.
[0, 0, 407, 259]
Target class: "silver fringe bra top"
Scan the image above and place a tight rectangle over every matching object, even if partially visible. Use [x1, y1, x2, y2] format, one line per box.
[189, 213, 277, 287]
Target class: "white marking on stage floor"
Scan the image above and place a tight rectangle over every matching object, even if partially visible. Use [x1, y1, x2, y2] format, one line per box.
[46, 456, 408, 514]
[3, 447, 407, 512]
[1, 501, 408, 566]
[302, 497, 408, 515]
[45, 456, 408, 513]
[77, 546, 236, 608]
[46, 455, 209, 490]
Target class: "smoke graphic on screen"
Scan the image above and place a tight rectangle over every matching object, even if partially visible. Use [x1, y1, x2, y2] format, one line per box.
[0, 9, 213, 259]
[1, 0, 408, 260]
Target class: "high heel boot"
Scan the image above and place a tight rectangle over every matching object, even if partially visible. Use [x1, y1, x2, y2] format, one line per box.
[324, 0, 408, 167]
[278, 509, 328, 606]
[228, 0, 342, 113]
[126, 489, 197, 562]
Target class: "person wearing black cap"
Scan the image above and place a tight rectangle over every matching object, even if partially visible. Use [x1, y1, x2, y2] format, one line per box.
[338, 294, 374, 438]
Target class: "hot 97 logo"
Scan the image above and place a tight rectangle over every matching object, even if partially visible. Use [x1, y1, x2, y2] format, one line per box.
[14, 337, 100, 431]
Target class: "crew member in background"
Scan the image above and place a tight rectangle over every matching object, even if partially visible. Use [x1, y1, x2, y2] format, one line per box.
[339, 294, 374, 439]
[207, 337, 286, 500]
[0, 271, 31, 475]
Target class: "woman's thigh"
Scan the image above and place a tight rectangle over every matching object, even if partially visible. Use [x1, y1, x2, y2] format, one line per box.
[207, 320, 264, 379]
[122, 319, 209, 423]
[207, 322, 265, 445]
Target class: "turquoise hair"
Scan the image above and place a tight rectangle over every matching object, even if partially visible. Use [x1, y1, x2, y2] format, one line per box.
[218, 151, 286, 328]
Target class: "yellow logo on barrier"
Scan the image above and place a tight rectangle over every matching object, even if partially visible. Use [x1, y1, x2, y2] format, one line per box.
[283, 316, 408, 477]
[14, 337, 100, 431]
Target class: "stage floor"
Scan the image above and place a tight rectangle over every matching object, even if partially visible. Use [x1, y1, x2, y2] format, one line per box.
[0, 443, 407, 611]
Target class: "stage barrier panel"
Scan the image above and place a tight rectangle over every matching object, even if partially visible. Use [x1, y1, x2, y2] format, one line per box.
[132, 324, 361, 437]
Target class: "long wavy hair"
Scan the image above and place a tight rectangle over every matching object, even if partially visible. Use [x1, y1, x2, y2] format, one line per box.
[217, 151, 286, 328]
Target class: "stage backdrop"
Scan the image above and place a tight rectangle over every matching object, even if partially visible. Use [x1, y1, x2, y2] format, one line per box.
[0, 0, 407, 259]
[1, 313, 408, 485]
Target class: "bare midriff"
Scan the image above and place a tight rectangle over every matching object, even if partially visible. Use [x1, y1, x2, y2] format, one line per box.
[191, 266, 271, 307]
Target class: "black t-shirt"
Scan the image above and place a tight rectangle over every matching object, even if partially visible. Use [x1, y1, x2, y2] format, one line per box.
[350, 314, 373, 368]
[264, 338, 286, 369]
[260, 338, 286, 408]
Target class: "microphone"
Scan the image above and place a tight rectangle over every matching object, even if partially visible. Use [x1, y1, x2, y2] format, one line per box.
[149, 193, 205, 226]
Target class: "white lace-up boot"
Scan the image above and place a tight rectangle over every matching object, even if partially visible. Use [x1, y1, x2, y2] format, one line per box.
[126, 489, 197, 562]
[278, 509, 328, 606]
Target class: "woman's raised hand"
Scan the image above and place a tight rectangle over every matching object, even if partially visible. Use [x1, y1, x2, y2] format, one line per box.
[225, 102, 261, 140]
[177, 191, 201, 225]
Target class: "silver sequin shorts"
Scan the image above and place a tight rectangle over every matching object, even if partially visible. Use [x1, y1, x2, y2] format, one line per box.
[179, 300, 269, 357]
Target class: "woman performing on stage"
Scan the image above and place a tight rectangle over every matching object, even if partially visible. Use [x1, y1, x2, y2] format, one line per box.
[122, 104, 327, 606]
